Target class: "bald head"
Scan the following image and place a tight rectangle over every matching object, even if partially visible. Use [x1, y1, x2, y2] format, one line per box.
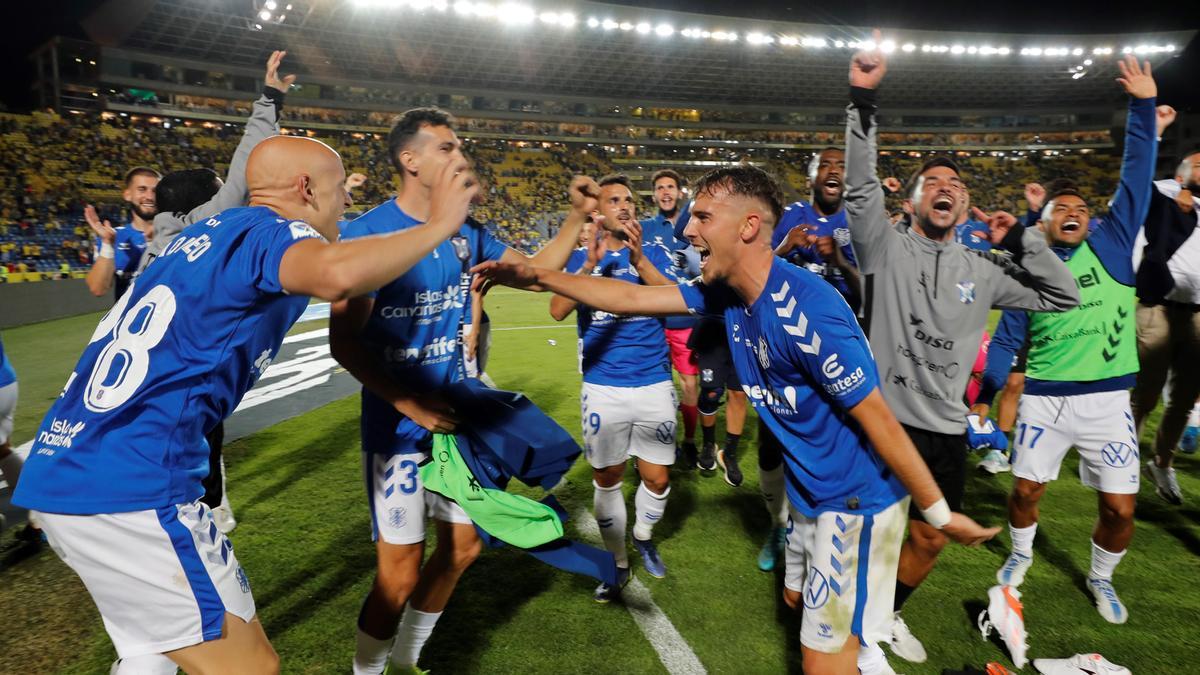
[247, 136, 349, 238]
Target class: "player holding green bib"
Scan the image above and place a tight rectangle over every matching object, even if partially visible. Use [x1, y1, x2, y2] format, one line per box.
[974, 55, 1160, 625]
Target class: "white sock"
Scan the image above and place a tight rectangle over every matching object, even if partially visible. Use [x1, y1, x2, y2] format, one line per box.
[1089, 540, 1126, 581]
[111, 654, 178, 674]
[353, 628, 392, 675]
[632, 482, 670, 541]
[0, 452, 24, 491]
[1188, 401, 1200, 428]
[593, 481, 628, 567]
[389, 607, 442, 669]
[1009, 522, 1037, 558]
[856, 641, 888, 675]
[759, 464, 788, 527]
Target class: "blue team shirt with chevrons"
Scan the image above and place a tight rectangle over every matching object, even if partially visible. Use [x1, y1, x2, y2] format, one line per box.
[679, 257, 906, 517]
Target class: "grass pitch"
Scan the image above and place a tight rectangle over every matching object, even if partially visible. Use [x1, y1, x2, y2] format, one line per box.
[1, 292, 1198, 674]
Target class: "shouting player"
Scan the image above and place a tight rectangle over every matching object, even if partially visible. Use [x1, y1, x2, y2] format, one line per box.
[550, 174, 681, 600]
[976, 55, 1159, 624]
[473, 164, 998, 675]
[330, 108, 592, 675]
[14, 121, 480, 673]
[842, 34, 1080, 664]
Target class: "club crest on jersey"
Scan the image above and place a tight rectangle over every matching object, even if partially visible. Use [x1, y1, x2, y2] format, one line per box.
[450, 235, 471, 262]
[757, 336, 771, 370]
[236, 566, 251, 594]
[957, 280, 976, 304]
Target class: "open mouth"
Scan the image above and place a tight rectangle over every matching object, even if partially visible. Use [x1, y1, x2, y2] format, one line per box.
[696, 245, 711, 268]
[932, 195, 954, 215]
[1061, 220, 1081, 233]
[822, 177, 842, 193]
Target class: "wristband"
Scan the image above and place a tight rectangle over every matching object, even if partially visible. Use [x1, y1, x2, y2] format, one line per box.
[98, 242, 115, 259]
[920, 497, 951, 530]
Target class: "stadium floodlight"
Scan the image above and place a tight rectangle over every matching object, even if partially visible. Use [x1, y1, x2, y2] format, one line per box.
[619, 21, 633, 30]
[586, 16, 599, 27]
[998, 46, 1011, 55]
[636, 22, 651, 34]
[1072, 47, 1083, 55]
[1084, 58, 1093, 65]
[473, 2, 495, 17]
[779, 35, 798, 46]
[747, 32, 774, 45]
[700, 30, 711, 38]
[804, 36, 827, 48]
[558, 12, 575, 26]
[902, 43, 916, 52]
[258, 9, 272, 20]
[880, 39, 896, 53]
[265, 0, 277, 9]
[602, 18, 617, 29]
[834, 39, 845, 48]
[950, 44, 964, 54]
[496, 2, 533, 23]
[1167, 44, 1176, 51]
[454, 0, 473, 14]
[655, 23, 674, 37]
[921, 44, 931, 52]
[1122, 46, 1133, 54]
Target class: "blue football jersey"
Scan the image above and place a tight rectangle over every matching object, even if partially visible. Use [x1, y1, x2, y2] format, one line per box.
[639, 213, 683, 252]
[955, 219, 993, 252]
[94, 224, 148, 278]
[770, 201, 856, 300]
[0, 333, 15, 387]
[679, 257, 906, 517]
[567, 244, 679, 387]
[340, 200, 508, 456]
[15, 206, 323, 514]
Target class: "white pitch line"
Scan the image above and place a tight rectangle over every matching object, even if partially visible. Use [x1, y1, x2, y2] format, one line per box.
[574, 509, 707, 675]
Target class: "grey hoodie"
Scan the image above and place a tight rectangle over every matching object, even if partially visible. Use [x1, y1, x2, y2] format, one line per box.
[843, 100, 1080, 435]
[136, 89, 284, 274]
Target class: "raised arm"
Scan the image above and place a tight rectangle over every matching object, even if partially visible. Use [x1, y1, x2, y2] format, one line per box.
[844, 35, 902, 274]
[501, 176, 599, 270]
[474, 259, 690, 317]
[186, 51, 293, 226]
[1100, 57, 1159, 254]
[279, 160, 477, 301]
[972, 206, 1080, 312]
[83, 205, 116, 297]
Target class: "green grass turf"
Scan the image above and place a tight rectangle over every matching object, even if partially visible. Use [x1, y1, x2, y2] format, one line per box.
[1, 293, 1198, 673]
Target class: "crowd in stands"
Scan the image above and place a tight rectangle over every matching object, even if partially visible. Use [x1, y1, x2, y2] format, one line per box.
[0, 107, 1123, 279]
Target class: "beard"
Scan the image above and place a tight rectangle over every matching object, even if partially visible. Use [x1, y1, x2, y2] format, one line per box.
[813, 191, 842, 216]
[130, 203, 157, 221]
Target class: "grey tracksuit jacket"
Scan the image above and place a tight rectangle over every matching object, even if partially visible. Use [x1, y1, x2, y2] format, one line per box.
[136, 89, 284, 274]
[843, 99, 1080, 435]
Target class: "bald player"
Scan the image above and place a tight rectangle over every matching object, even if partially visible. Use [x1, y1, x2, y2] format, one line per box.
[13, 134, 479, 674]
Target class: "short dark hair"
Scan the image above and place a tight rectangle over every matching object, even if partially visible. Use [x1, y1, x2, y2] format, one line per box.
[651, 169, 686, 189]
[597, 174, 635, 194]
[124, 166, 161, 187]
[1044, 177, 1084, 206]
[693, 165, 784, 226]
[155, 168, 220, 216]
[904, 156, 961, 198]
[387, 107, 454, 173]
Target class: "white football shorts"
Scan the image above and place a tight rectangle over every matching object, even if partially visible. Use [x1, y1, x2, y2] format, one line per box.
[364, 451, 472, 545]
[784, 497, 909, 653]
[580, 380, 677, 470]
[1012, 390, 1140, 494]
[34, 501, 256, 659]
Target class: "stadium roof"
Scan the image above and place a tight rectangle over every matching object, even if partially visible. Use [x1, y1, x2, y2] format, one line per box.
[88, 0, 1195, 111]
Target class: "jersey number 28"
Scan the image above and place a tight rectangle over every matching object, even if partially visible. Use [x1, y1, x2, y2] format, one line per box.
[80, 283, 178, 413]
